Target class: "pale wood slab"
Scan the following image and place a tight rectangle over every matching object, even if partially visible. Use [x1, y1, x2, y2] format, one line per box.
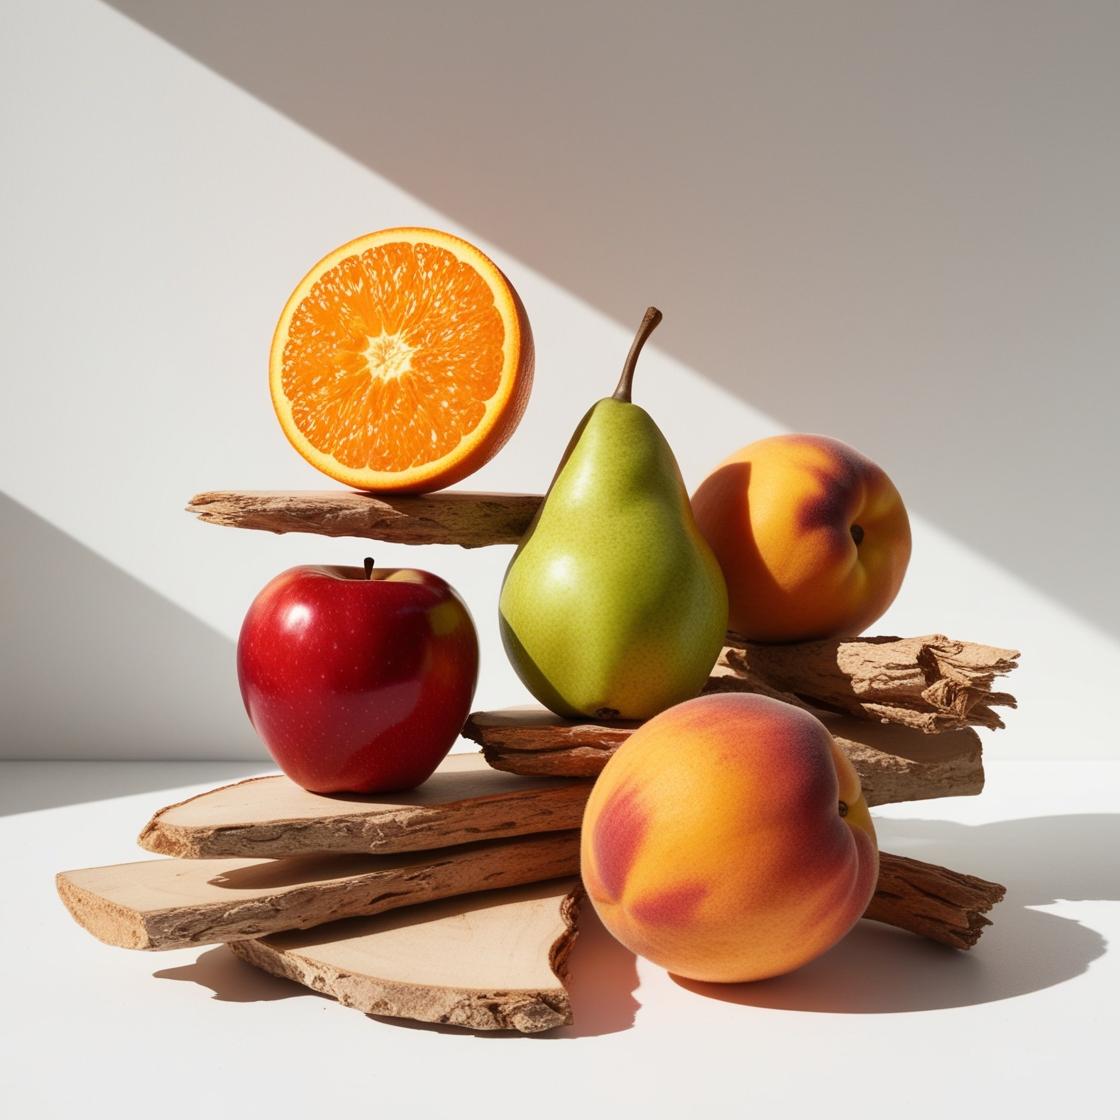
[138, 753, 591, 859]
[722, 633, 1019, 733]
[187, 490, 542, 548]
[56, 831, 579, 951]
[464, 706, 984, 806]
[230, 880, 582, 1034]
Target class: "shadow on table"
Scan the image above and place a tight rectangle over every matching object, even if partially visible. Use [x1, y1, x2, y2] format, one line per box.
[545, 902, 640, 1038]
[154, 946, 309, 1003]
[677, 813, 1117, 1014]
[0, 762, 269, 817]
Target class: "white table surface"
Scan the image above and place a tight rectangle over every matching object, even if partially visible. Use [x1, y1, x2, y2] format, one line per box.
[2, 758, 1116, 1119]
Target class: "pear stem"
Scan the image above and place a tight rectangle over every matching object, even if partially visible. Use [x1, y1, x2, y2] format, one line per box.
[363, 556, 375, 579]
[612, 306, 663, 402]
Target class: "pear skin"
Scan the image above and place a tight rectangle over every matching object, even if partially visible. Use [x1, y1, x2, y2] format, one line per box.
[499, 309, 728, 720]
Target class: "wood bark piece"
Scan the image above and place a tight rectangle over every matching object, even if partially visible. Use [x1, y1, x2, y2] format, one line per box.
[186, 490, 541, 548]
[56, 831, 579, 951]
[230, 880, 582, 1034]
[138, 753, 591, 860]
[722, 633, 1019, 732]
[867, 852, 1006, 949]
[464, 706, 985, 806]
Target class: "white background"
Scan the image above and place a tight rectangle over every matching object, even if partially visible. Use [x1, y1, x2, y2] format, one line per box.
[1, 5, 1118, 1117]
[2, 0, 1117, 762]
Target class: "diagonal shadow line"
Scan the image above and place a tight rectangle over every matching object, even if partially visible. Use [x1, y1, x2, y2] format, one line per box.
[0, 490, 267, 765]
[100, 0, 1120, 638]
[0, 761, 271, 816]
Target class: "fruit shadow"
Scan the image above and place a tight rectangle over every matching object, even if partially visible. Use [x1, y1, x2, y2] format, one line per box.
[675, 812, 1116, 1013]
[542, 901, 641, 1039]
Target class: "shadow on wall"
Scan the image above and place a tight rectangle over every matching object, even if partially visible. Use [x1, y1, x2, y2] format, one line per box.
[0, 761, 269, 816]
[103, 0, 1120, 635]
[0, 491, 263, 760]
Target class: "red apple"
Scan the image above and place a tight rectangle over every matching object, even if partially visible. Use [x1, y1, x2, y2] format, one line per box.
[237, 560, 479, 793]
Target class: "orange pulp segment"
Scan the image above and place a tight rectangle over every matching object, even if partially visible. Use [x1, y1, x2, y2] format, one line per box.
[270, 227, 533, 492]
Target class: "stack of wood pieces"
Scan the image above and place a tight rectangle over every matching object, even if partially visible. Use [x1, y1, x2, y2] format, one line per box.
[59, 758, 589, 1033]
[54, 490, 1018, 1035]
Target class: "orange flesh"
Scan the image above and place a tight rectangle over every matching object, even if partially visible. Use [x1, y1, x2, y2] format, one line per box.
[279, 241, 507, 473]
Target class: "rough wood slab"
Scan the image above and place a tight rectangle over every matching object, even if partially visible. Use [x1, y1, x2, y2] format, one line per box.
[868, 853, 1006, 949]
[187, 490, 542, 548]
[231, 880, 582, 1034]
[722, 633, 1019, 732]
[138, 753, 591, 860]
[56, 831, 579, 951]
[464, 706, 984, 806]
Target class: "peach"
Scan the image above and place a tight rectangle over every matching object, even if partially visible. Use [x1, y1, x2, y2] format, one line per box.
[690, 434, 911, 642]
[580, 692, 878, 983]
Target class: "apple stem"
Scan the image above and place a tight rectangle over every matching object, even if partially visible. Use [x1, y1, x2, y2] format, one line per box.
[364, 557, 375, 580]
[612, 306, 663, 402]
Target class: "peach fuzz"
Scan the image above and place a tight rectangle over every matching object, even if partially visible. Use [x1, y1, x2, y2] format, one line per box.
[580, 692, 878, 983]
[690, 434, 911, 642]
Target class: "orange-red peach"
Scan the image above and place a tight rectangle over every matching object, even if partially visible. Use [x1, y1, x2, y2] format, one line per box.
[580, 692, 878, 983]
[691, 434, 911, 642]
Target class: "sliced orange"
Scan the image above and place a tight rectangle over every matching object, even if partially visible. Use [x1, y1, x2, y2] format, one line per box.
[270, 227, 534, 493]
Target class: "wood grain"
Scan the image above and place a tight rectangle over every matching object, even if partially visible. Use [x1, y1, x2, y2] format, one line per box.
[186, 490, 541, 548]
[464, 706, 985, 805]
[138, 754, 591, 859]
[230, 880, 582, 1034]
[56, 831, 580, 951]
[867, 852, 1006, 949]
[182, 490, 1019, 731]
[722, 633, 1019, 733]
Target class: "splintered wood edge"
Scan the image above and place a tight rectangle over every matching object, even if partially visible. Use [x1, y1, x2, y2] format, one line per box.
[229, 885, 584, 1034]
[867, 853, 1007, 949]
[137, 775, 276, 857]
[721, 633, 1020, 733]
[56, 874, 154, 950]
[186, 491, 542, 549]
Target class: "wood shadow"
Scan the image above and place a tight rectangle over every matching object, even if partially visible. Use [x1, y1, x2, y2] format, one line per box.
[154, 945, 309, 1003]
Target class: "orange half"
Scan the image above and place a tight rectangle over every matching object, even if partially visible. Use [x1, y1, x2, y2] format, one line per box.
[270, 227, 534, 492]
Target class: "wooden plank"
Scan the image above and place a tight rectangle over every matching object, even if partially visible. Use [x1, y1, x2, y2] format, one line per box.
[56, 831, 579, 951]
[230, 880, 582, 1034]
[186, 490, 541, 548]
[722, 633, 1019, 732]
[138, 753, 591, 859]
[866, 853, 1006, 949]
[464, 706, 985, 806]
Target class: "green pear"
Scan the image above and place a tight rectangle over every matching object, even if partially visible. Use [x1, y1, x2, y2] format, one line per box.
[499, 308, 729, 720]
